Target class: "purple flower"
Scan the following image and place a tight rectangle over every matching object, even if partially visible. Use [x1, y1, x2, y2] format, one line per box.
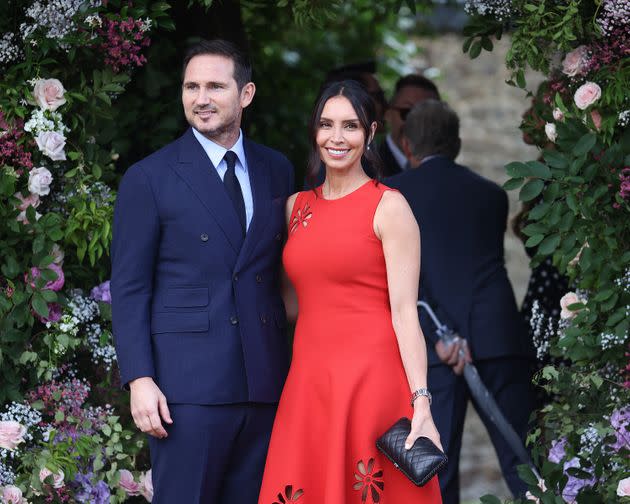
[562, 458, 596, 503]
[548, 437, 567, 463]
[35, 302, 62, 324]
[90, 280, 111, 304]
[73, 473, 111, 504]
[609, 406, 630, 452]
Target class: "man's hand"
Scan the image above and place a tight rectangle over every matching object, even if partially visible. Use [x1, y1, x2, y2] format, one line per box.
[129, 377, 173, 438]
[435, 337, 472, 376]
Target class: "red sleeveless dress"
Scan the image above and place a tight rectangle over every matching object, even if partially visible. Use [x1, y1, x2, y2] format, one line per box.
[258, 180, 442, 504]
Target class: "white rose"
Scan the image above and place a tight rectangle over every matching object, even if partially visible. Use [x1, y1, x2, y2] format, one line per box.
[552, 108, 564, 121]
[574, 82, 602, 110]
[35, 131, 66, 161]
[39, 467, 65, 489]
[617, 476, 630, 497]
[1, 485, 26, 504]
[545, 123, 557, 143]
[51, 244, 64, 265]
[28, 167, 53, 196]
[33, 78, 66, 111]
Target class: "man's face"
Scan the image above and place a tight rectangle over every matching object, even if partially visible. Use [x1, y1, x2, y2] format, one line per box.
[385, 86, 437, 147]
[182, 54, 254, 147]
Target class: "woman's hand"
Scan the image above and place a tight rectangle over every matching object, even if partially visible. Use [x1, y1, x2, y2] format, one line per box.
[405, 400, 443, 452]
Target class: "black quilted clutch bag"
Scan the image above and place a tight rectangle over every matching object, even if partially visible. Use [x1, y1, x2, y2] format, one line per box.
[376, 417, 447, 486]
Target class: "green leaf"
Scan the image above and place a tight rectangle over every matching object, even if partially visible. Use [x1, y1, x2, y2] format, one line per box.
[526, 234, 544, 247]
[517, 464, 539, 486]
[516, 69, 526, 89]
[520, 179, 545, 202]
[529, 202, 551, 220]
[543, 149, 568, 169]
[505, 162, 530, 178]
[538, 233, 561, 255]
[40, 290, 57, 302]
[469, 41, 482, 59]
[480, 496, 502, 504]
[481, 37, 493, 52]
[572, 133, 596, 156]
[503, 178, 524, 190]
[526, 161, 552, 179]
[55, 410, 65, 422]
[32, 294, 49, 318]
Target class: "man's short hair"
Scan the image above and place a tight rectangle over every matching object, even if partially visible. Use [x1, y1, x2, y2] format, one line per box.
[181, 39, 252, 90]
[403, 99, 461, 161]
[394, 74, 441, 100]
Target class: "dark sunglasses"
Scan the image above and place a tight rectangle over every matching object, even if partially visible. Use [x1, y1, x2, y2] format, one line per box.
[390, 106, 411, 121]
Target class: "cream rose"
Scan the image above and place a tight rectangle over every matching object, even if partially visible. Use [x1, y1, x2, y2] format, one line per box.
[545, 123, 557, 143]
[140, 469, 153, 502]
[553, 108, 564, 121]
[574, 82, 601, 110]
[51, 244, 64, 265]
[35, 131, 66, 161]
[1, 485, 26, 504]
[28, 167, 53, 196]
[562, 45, 589, 77]
[560, 292, 584, 320]
[589, 109, 602, 131]
[0, 421, 26, 450]
[617, 476, 630, 497]
[33, 78, 66, 111]
[39, 467, 65, 489]
[13, 192, 40, 211]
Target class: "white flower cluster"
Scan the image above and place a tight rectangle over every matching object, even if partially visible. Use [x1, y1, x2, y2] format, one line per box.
[84, 14, 102, 28]
[0, 33, 22, 66]
[20, 0, 101, 47]
[596, 0, 630, 36]
[139, 17, 153, 32]
[600, 331, 628, 350]
[67, 292, 99, 323]
[0, 460, 16, 486]
[86, 323, 117, 370]
[464, 0, 514, 21]
[618, 110, 630, 128]
[529, 300, 556, 360]
[579, 424, 602, 457]
[23, 109, 67, 136]
[615, 268, 630, 293]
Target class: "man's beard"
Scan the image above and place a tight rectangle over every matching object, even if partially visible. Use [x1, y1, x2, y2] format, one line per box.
[187, 107, 240, 140]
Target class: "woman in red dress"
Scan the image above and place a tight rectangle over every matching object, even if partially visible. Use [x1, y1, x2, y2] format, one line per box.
[258, 80, 443, 504]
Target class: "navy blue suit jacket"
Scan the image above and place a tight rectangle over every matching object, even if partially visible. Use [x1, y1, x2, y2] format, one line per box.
[111, 128, 294, 404]
[386, 156, 532, 366]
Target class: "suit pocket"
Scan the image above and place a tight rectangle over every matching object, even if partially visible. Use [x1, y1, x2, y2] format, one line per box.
[164, 287, 209, 307]
[151, 311, 209, 334]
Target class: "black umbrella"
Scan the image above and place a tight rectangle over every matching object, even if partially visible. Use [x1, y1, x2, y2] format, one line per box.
[418, 300, 541, 480]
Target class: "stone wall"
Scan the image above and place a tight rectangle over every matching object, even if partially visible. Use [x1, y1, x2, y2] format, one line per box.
[409, 33, 544, 502]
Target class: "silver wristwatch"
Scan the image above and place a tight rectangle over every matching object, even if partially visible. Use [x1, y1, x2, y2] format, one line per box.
[410, 388, 432, 406]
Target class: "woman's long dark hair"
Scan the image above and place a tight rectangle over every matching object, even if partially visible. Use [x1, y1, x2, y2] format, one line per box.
[306, 80, 384, 190]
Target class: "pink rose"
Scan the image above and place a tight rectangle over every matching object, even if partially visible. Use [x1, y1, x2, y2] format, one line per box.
[35, 302, 62, 324]
[574, 82, 601, 110]
[140, 469, 153, 502]
[560, 292, 584, 320]
[525, 478, 547, 503]
[0, 421, 26, 450]
[545, 123, 557, 142]
[618, 476, 630, 497]
[39, 467, 65, 489]
[28, 167, 53, 196]
[119, 470, 142, 496]
[13, 192, 40, 211]
[562, 45, 589, 77]
[51, 244, 64, 265]
[33, 78, 66, 111]
[1, 485, 26, 504]
[590, 109, 602, 131]
[553, 108, 564, 121]
[35, 131, 66, 161]
[28, 264, 65, 292]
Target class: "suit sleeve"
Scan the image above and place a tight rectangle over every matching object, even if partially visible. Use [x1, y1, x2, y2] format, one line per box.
[285, 157, 295, 195]
[111, 163, 160, 387]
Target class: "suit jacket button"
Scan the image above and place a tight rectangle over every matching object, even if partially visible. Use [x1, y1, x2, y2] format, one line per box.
[256, 274, 262, 283]
[230, 316, 238, 325]
[260, 314, 267, 325]
[233, 274, 239, 282]
[275, 233, 282, 241]
[200, 233, 209, 242]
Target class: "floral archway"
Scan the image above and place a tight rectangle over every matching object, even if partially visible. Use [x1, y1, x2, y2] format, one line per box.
[0, 0, 628, 502]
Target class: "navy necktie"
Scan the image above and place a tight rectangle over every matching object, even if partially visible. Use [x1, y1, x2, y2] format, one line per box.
[222, 151, 246, 235]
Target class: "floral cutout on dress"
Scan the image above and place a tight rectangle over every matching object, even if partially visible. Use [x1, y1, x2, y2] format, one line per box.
[353, 458, 384, 503]
[290, 202, 312, 233]
[272, 485, 304, 503]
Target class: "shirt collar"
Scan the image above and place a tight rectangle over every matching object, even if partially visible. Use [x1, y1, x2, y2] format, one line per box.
[192, 128, 247, 172]
[386, 134, 409, 170]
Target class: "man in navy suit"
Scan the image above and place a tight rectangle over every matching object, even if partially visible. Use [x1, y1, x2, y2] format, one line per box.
[111, 39, 294, 503]
[386, 100, 533, 504]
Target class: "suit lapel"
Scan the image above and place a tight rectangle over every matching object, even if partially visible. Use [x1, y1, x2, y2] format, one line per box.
[171, 129, 244, 254]
[235, 139, 272, 270]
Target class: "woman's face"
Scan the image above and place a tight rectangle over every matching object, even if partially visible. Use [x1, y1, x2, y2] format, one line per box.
[316, 95, 369, 173]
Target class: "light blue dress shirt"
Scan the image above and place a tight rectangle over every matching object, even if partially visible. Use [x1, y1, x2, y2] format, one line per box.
[386, 134, 410, 171]
[192, 128, 253, 230]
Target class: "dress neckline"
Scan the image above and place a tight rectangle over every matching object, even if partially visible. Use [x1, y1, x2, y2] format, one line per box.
[316, 179, 373, 202]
